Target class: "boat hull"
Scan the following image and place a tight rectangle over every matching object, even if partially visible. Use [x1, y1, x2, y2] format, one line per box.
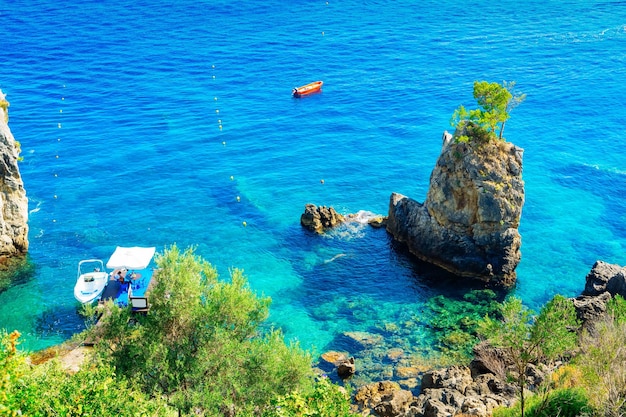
[74, 271, 109, 304]
[293, 81, 323, 97]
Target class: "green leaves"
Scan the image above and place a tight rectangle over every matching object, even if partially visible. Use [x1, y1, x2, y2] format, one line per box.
[450, 80, 525, 142]
[92, 244, 317, 415]
[478, 295, 580, 417]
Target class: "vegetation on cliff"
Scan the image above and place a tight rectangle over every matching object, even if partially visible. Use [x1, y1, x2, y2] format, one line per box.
[451, 81, 526, 143]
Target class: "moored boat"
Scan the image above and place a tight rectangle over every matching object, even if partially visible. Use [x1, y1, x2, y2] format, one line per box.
[74, 259, 109, 304]
[74, 246, 157, 305]
[292, 81, 323, 97]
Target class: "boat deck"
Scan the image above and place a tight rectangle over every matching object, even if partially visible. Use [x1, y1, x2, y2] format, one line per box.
[100, 268, 155, 306]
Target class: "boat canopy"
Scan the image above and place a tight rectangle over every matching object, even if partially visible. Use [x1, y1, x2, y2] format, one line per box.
[106, 246, 156, 270]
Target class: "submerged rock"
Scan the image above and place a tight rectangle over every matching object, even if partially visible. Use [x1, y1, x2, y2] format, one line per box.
[387, 130, 524, 287]
[0, 91, 28, 260]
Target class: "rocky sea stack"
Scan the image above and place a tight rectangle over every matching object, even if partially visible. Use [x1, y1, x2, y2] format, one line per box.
[0, 91, 29, 260]
[387, 130, 524, 287]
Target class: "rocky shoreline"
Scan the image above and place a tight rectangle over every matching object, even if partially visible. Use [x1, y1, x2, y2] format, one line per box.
[312, 260, 626, 417]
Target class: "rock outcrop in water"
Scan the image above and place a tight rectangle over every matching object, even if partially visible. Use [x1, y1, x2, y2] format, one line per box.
[300, 204, 345, 233]
[387, 130, 524, 287]
[0, 91, 29, 260]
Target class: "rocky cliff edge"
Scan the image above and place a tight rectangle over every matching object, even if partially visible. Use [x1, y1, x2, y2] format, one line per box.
[0, 91, 28, 260]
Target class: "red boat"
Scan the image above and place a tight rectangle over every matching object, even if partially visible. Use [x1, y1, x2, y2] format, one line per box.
[292, 81, 323, 97]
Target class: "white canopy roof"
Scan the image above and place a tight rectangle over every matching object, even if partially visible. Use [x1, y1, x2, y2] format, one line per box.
[106, 246, 156, 270]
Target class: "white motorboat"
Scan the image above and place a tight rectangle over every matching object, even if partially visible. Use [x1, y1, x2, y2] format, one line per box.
[74, 259, 109, 304]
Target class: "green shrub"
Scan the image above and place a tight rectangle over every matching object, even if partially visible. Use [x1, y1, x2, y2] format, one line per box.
[264, 376, 359, 417]
[493, 388, 591, 417]
[575, 314, 626, 417]
[606, 294, 626, 323]
[93, 245, 318, 415]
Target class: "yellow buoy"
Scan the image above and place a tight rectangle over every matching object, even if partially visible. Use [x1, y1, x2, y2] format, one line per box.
[320, 179, 325, 184]
[214, 97, 218, 101]
[222, 141, 226, 145]
[236, 196, 241, 202]
[219, 125, 223, 130]
[230, 175, 234, 181]
[59, 109, 63, 113]
[242, 221, 247, 227]
[58, 123, 62, 128]
[216, 109, 219, 114]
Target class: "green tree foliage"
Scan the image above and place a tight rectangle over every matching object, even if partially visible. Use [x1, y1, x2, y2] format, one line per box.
[1, 330, 170, 416]
[451, 80, 525, 142]
[0, 330, 24, 417]
[264, 376, 359, 417]
[478, 295, 579, 417]
[92, 245, 316, 415]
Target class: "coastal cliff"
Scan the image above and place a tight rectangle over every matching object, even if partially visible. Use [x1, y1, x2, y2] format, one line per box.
[387, 130, 524, 287]
[0, 91, 28, 260]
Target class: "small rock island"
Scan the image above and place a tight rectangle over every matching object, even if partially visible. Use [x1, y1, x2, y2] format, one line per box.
[387, 81, 526, 287]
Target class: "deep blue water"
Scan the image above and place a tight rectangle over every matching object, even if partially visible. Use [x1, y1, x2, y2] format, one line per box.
[1, 0, 625, 361]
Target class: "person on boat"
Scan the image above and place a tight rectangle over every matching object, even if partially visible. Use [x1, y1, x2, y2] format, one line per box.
[115, 270, 125, 283]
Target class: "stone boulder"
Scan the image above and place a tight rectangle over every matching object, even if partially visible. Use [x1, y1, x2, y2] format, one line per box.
[337, 357, 356, 380]
[300, 204, 345, 233]
[387, 130, 524, 287]
[0, 91, 28, 260]
[572, 291, 612, 329]
[582, 260, 626, 297]
[354, 381, 414, 416]
[569, 260, 626, 331]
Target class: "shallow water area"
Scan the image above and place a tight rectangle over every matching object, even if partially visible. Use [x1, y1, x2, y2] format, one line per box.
[1, 0, 626, 386]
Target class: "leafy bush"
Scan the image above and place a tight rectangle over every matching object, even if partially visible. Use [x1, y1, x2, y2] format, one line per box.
[492, 388, 591, 417]
[575, 313, 626, 417]
[264, 376, 359, 417]
[606, 294, 626, 323]
[1, 330, 171, 416]
[92, 245, 323, 415]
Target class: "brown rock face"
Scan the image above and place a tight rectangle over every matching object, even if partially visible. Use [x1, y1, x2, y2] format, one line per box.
[387, 131, 524, 286]
[300, 204, 345, 233]
[0, 94, 28, 259]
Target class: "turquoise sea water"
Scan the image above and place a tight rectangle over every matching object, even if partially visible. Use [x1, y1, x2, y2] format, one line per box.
[1, 0, 625, 367]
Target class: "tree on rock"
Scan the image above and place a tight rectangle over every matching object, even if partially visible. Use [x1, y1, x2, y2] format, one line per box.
[451, 80, 526, 142]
